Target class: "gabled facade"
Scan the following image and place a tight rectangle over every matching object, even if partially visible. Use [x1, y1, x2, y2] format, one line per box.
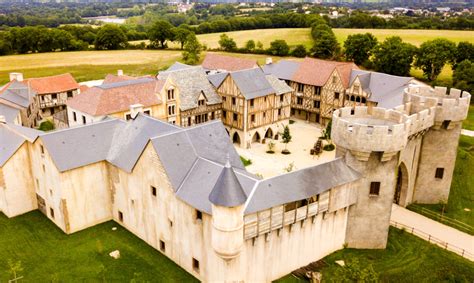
[0, 76, 40, 127]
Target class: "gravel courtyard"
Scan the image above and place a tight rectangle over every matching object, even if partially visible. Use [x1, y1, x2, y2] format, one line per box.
[236, 119, 336, 178]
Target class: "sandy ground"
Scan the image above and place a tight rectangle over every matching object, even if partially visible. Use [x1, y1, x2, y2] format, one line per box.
[236, 119, 336, 178]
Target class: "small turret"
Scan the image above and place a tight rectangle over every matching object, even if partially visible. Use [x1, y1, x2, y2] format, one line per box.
[209, 157, 247, 260]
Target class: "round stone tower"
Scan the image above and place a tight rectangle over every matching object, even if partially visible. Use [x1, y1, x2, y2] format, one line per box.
[332, 106, 411, 249]
[404, 86, 471, 204]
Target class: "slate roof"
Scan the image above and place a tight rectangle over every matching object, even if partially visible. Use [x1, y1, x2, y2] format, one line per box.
[349, 70, 417, 108]
[207, 72, 228, 88]
[265, 74, 293, 95]
[262, 60, 301, 81]
[0, 80, 36, 108]
[229, 68, 275, 99]
[292, 57, 358, 88]
[245, 158, 361, 214]
[67, 78, 164, 116]
[209, 159, 248, 207]
[202, 53, 257, 72]
[0, 103, 21, 123]
[0, 123, 41, 167]
[25, 73, 79, 94]
[166, 62, 193, 72]
[158, 66, 221, 111]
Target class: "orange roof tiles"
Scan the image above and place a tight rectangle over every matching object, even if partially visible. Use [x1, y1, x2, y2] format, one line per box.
[202, 53, 258, 72]
[24, 73, 79, 95]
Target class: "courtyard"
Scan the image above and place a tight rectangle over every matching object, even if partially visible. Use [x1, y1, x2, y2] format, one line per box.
[236, 119, 336, 178]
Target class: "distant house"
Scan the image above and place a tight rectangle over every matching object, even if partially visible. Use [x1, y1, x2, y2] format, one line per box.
[202, 53, 258, 73]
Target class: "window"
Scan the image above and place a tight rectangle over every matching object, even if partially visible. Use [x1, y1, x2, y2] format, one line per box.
[168, 105, 175, 116]
[263, 112, 266, 118]
[82, 115, 86, 124]
[361, 98, 367, 104]
[313, 100, 320, 109]
[222, 110, 227, 118]
[196, 210, 202, 221]
[144, 110, 151, 116]
[40, 145, 44, 154]
[51, 93, 57, 100]
[334, 92, 340, 99]
[297, 97, 303, 105]
[442, 120, 451, 129]
[125, 114, 132, 121]
[167, 88, 175, 100]
[351, 95, 355, 101]
[169, 220, 173, 227]
[192, 258, 200, 273]
[222, 96, 226, 102]
[188, 117, 192, 126]
[278, 109, 281, 116]
[297, 83, 304, 92]
[251, 114, 255, 123]
[118, 211, 123, 222]
[332, 75, 337, 83]
[160, 240, 166, 252]
[73, 112, 77, 122]
[369, 182, 381, 196]
[198, 100, 205, 106]
[42, 164, 46, 172]
[151, 186, 157, 197]
[250, 99, 254, 107]
[67, 91, 73, 98]
[233, 113, 238, 121]
[435, 168, 444, 179]
[232, 97, 236, 105]
[280, 95, 284, 102]
[50, 208, 55, 219]
[315, 86, 321, 95]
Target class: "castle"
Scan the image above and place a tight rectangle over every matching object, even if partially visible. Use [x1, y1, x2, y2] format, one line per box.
[0, 83, 470, 281]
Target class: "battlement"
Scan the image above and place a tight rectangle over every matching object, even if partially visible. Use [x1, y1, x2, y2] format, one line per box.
[332, 107, 410, 161]
[404, 86, 471, 123]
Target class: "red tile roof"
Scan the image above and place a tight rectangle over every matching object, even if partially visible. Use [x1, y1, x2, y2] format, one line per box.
[67, 79, 164, 116]
[202, 53, 258, 72]
[24, 73, 79, 95]
[291, 57, 358, 88]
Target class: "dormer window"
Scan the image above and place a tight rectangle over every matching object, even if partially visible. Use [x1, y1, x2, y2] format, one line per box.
[332, 76, 337, 84]
[167, 88, 175, 100]
[198, 100, 205, 106]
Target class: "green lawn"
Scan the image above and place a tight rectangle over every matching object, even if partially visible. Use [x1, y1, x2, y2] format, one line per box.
[0, 211, 196, 282]
[408, 135, 474, 230]
[464, 105, 474, 131]
[275, 227, 474, 282]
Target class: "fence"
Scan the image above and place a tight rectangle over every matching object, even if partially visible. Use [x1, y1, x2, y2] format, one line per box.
[408, 205, 474, 235]
[390, 220, 474, 261]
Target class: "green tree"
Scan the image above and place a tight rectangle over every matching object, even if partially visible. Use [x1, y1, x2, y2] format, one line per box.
[454, 41, 474, 67]
[218, 33, 237, 52]
[414, 39, 456, 81]
[291, 44, 307, 58]
[39, 120, 55, 131]
[311, 24, 340, 59]
[268, 39, 289, 56]
[281, 125, 292, 154]
[256, 41, 264, 50]
[173, 27, 191, 49]
[182, 33, 202, 65]
[148, 20, 175, 48]
[94, 24, 127, 50]
[372, 36, 417, 76]
[453, 60, 474, 94]
[245, 39, 255, 52]
[343, 33, 378, 65]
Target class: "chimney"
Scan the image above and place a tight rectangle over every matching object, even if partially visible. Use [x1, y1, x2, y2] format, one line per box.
[129, 104, 144, 119]
[265, 57, 273, 65]
[9, 72, 24, 82]
[117, 70, 124, 76]
[0, 115, 5, 123]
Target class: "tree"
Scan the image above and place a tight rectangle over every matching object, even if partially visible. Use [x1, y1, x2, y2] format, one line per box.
[281, 125, 292, 154]
[148, 20, 175, 48]
[256, 41, 264, 50]
[343, 33, 378, 65]
[268, 39, 289, 56]
[245, 40, 256, 52]
[94, 24, 127, 50]
[453, 60, 474, 94]
[414, 39, 456, 81]
[311, 24, 340, 59]
[454, 41, 474, 68]
[173, 27, 191, 49]
[218, 33, 236, 52]
[291, 44, 307, 58]
[182, 33, 202, 65]
[372, 36, 417, 76]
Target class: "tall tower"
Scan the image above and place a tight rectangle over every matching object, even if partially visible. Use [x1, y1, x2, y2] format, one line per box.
[405, 86, 471, 204]
[208, 158, 247, 281]
[332, 106, 411, 249]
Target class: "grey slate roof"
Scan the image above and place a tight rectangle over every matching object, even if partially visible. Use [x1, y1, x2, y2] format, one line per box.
[230, 68, 275, 99]
[207, 72, 228, 88]
[97, 78, 155, 90]
[209, 159, 248, 207]
[262, 60, 301, 81]
[0, 81, 36, 108]
[166, 62, 193, 72]
[0, 103, 20, 123]
[245, 158, 361, 214]
[158, 66, 222, 111]
[350, 70, 414, 109]
[0, 123, 41, 167]
[265, 74, 293, 95]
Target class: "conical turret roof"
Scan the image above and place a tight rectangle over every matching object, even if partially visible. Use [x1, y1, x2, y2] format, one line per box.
[209, 157, 247, 207]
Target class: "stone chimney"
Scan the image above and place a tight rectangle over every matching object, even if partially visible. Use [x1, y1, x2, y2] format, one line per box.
[9, 72, 24, 82]
[265, 57, 273, 65]
[0, 115, 6, 123]
[117, 70, 124, 76]
[130, 104, 144, 119]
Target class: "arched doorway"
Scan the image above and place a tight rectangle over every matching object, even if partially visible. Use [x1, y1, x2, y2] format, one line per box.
[232, 132, 241, 145]
[252, 132, 261, 143]
[265, 128, 273, 139]
[394, 163, 409, 205]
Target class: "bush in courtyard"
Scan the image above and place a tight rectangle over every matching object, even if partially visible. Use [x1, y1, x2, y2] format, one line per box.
[39, 120, 55, 132]
[266, 141, 275, 154]
[323, 144, 335, 151]
[281, 125, 292, 154]
[240, 156, 252, 166]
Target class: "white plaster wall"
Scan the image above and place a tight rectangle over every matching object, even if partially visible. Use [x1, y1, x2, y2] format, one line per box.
[67, 106, 105, 127]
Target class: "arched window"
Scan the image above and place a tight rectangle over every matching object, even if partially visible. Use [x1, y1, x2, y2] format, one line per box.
[350, 95, 355, 101]
[356, 96, 361, 103]
[362, 98, 367, 103]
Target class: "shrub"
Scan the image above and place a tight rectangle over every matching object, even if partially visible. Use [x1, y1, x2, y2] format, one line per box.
[240, 156, 252, 167]
[323, 144, 335, 151]
[266, 141, 275, 154]
[39, 120, 55, 132]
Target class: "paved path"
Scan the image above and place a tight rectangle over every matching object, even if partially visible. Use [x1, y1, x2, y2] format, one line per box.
[462, 129, 474, 137]
[391, 204, 474, 260]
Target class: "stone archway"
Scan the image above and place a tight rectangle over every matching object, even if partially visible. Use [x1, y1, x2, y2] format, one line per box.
[265, 128, 273, 139]
[252, 132, 261, 143]
[232, 132, 241, 145]
[394, 163, 409, 205]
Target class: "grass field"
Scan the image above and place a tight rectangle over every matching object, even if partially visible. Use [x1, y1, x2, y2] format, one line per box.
[275, 227, 474, 282]
[464, 105, 474, 131]
[0, 211, 196, 282]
